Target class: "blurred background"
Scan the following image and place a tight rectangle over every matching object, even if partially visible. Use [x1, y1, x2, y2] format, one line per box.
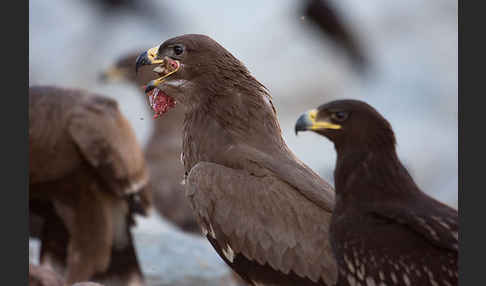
[29, 0, 457, 285]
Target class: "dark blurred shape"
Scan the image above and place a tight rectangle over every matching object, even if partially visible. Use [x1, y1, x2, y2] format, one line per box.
[100, 52, 201, 234]
[99, 51, 145, 85]
[84, 0, 177, 33]
[29, 86, 151, 285]
[87, 0, 143, 13]
[29, 264, 64, 286]
[89, 0, 136, 10]
[30, 210, 44, 239]
[301, 0, 368, 72]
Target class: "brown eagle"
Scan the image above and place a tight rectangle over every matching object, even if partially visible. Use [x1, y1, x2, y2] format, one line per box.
[295, 99, 458, 286]
[29, 86, 151, 286]
[134, 34, 337, 286]
[99, 52, 145, 85]
[100, 52, 199, 233]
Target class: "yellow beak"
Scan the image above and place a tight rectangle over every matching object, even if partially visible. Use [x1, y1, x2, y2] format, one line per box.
[295, 109, 341, 134]
[135, 46, 180, 93]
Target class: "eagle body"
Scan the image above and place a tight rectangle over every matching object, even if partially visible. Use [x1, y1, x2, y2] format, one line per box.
[29, 86, 150, 286]
[331, 163, 458, 286]
[180, 75, 336, 286]
[295, 100, 458, 286]
[135, 34, 338, 286]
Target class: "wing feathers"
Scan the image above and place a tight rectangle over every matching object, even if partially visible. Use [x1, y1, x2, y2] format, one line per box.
[187, 161, 337, 285]
[223, 145, 335, 212]
[68, 101, 148, 197]
[374, 200, 458, 252]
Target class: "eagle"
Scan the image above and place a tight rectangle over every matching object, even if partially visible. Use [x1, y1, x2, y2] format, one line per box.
[100, 52, 199, 233]
[29, 86, 151, 286]
[134, 34, 337, 286]
[99, 52, 145, 84]
[295, 99, 458, 286]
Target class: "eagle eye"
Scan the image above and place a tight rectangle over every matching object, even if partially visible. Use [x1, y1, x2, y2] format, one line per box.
[173, 45, 184, 55]
[331, 111, 349, 122]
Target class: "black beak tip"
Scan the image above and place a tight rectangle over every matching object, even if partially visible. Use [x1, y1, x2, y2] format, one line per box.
[135, 51, 148, 75]
[144, 83, 155, 94]
[295, 113, 310, 136]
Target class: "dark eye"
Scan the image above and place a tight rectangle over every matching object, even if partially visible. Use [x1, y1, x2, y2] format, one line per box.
[173, 45, 184, 55]
[331, 111, 349, 122]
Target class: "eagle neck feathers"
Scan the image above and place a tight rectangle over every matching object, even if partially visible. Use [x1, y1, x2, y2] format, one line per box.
[182, 71, 285, 171]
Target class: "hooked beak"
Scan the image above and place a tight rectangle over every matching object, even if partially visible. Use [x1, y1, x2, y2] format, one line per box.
[135, 46, 180, 93]
[135, 46, 164, 74]
[295, 109, 342, 135]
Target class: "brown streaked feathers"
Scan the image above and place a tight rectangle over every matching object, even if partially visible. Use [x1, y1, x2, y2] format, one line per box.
[29, 86, 150, 286]
[135, 34, 337, 286]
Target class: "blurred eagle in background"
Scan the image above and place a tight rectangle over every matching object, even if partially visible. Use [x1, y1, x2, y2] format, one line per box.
[29, 86, 151, 286]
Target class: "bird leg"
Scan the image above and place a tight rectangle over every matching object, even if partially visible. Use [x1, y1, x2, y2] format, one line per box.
[59, 189, 114, 285]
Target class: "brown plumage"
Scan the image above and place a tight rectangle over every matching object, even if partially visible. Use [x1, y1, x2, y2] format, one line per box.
[100, 52, 199, 233]
[29, 264, 105, 286]
[295, 99, 458, 286]
[30, 264, 64, 286]
[135, 34, 337, 286]
[29, 86, 151, 286]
